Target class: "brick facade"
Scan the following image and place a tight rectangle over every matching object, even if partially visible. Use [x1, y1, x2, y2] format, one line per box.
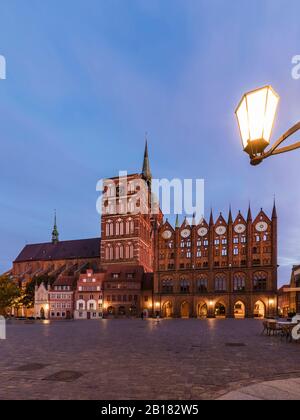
[12, 143, 278, 319]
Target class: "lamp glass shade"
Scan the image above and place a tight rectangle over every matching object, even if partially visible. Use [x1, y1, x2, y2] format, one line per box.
[235, 86, 279, 155]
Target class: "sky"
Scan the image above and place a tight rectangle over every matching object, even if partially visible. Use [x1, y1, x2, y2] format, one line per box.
[0, 0, 300, 286]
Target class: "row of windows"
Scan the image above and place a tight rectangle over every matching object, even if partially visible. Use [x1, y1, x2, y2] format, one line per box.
[111, 273, 135, 279]
[104, 201, 138, 215]
[78, 286, 101, 292]
[160, 246, 271, 259]
[105, 282, 140, 290]
[78, 302, 101, 311]
[159, 258, 271, 270]
[50, 294, 72, 299]
[78, 295, 102, 300]
[161, 273, 268, 292]
[51, 312, 68, 318]
[50, 303, 72, 309]
[105, 220, 135, 237]
[163, 234, 269, 249]
[104, 182, 140, 197]
[54, 286, 71, 291]
[78, 312, 103, 318]
[106, 295, 139, 302]
[105, 244, 134, 260]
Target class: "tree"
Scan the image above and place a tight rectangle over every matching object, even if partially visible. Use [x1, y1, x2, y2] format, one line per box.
[0, 275, 20, 316]
[21, 274, 55, 310]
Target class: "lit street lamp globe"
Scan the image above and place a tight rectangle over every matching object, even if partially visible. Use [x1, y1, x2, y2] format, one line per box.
[235, 85, 279, 158]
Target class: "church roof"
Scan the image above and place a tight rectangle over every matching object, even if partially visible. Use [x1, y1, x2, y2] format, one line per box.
[14, 238, 100, 263]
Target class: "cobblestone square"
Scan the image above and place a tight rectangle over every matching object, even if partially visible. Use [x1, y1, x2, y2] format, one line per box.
[1, 319, 300, 400]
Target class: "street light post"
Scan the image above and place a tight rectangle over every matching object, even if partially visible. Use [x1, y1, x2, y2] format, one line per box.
[235, 85, 300, 165]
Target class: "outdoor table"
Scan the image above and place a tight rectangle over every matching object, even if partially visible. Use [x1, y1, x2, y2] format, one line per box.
[276, 322, 298, 342]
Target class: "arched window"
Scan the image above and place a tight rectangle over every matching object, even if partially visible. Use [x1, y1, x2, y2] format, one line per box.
[253, 271, 267, 291]
[197, 275, 208, 292]
[130, 220, 134, 234]
[119, 244, 124, 259]
[116, 221, 120, 236]
[126, 218, 134, 234]
[128, 200, 134, 213]
[129, 244, 134, 258]
[233, 273, 246, 291]
[108, 245, 114, 260]
[180, 278, 190, 293]
[115, 244, 120, 259]
[105, 245, 112, 261]
[215, 274, 227, 292]
[106, 220, 112, 237]
[162, 278, 173, 292]
[125, 244, 134, 259]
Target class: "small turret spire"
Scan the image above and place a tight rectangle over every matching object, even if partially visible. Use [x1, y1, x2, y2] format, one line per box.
[192, 212, 196, 226]
[175, 214, 179, 228]
[228, 205, 233, 224]
[209, 208, 214, 226]
[142, 137, 152, 184]
[52, 210, 59, 244]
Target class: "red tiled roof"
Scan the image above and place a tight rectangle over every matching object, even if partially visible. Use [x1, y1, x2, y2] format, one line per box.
[53, 276, 75, 287]
[14, 238, 100, 263]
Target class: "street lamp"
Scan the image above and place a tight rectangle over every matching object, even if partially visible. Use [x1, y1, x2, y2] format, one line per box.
[235, 85, 300, 165]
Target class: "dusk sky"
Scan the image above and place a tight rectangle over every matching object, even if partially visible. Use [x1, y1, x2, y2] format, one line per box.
[0, 0, 299, 286]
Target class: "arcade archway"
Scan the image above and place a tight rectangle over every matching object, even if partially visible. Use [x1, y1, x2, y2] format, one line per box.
[215, 302, 226, 318]
[198, 303, 208, 318]
[181, 301, 190, 318]
[234, 301, 245, 318]
[162, 301, 173, 318]
[254, 300, 265, 318]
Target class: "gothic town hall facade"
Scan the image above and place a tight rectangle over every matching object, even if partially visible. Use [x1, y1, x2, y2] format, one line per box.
[12, 143, 278, 319]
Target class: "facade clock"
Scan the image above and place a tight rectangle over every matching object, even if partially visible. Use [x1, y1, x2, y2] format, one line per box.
[197, 227, 208, 237]
[181, 229, 191, 238]
[215, 226, 227, 236]
[255, 221, 268, 232]
[234, 224, 246, 234]
[162, 230, 172, 240]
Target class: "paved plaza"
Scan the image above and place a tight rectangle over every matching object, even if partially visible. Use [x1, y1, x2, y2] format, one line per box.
[0, 319, 300, 400]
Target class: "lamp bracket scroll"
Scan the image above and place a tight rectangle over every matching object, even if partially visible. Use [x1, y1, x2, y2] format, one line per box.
[250, 121, 300, 165]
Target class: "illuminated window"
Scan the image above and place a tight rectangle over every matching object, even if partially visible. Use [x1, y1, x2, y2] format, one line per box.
[233, 273, 246, 291]
[215, 274, 226, 292]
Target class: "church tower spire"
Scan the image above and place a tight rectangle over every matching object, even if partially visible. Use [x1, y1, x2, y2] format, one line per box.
[52, 210, 59, 244]
[142, 138, 152, 184]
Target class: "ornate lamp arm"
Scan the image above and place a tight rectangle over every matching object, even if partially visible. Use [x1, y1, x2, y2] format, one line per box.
[250, 122, 300, 165]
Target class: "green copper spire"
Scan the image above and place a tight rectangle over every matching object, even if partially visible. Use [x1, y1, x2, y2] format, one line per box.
[52, 210, 59, 244]
[142, 139, 152, 183]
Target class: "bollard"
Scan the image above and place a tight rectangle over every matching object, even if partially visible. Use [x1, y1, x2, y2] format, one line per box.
[0, 316, 6, 340]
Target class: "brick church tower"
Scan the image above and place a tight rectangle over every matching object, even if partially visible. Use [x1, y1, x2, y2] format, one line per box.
[100, 142, 155, 272]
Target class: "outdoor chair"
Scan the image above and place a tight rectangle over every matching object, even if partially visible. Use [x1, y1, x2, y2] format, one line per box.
[261, 321, 269, 335]
[267, 321, 282, 336]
